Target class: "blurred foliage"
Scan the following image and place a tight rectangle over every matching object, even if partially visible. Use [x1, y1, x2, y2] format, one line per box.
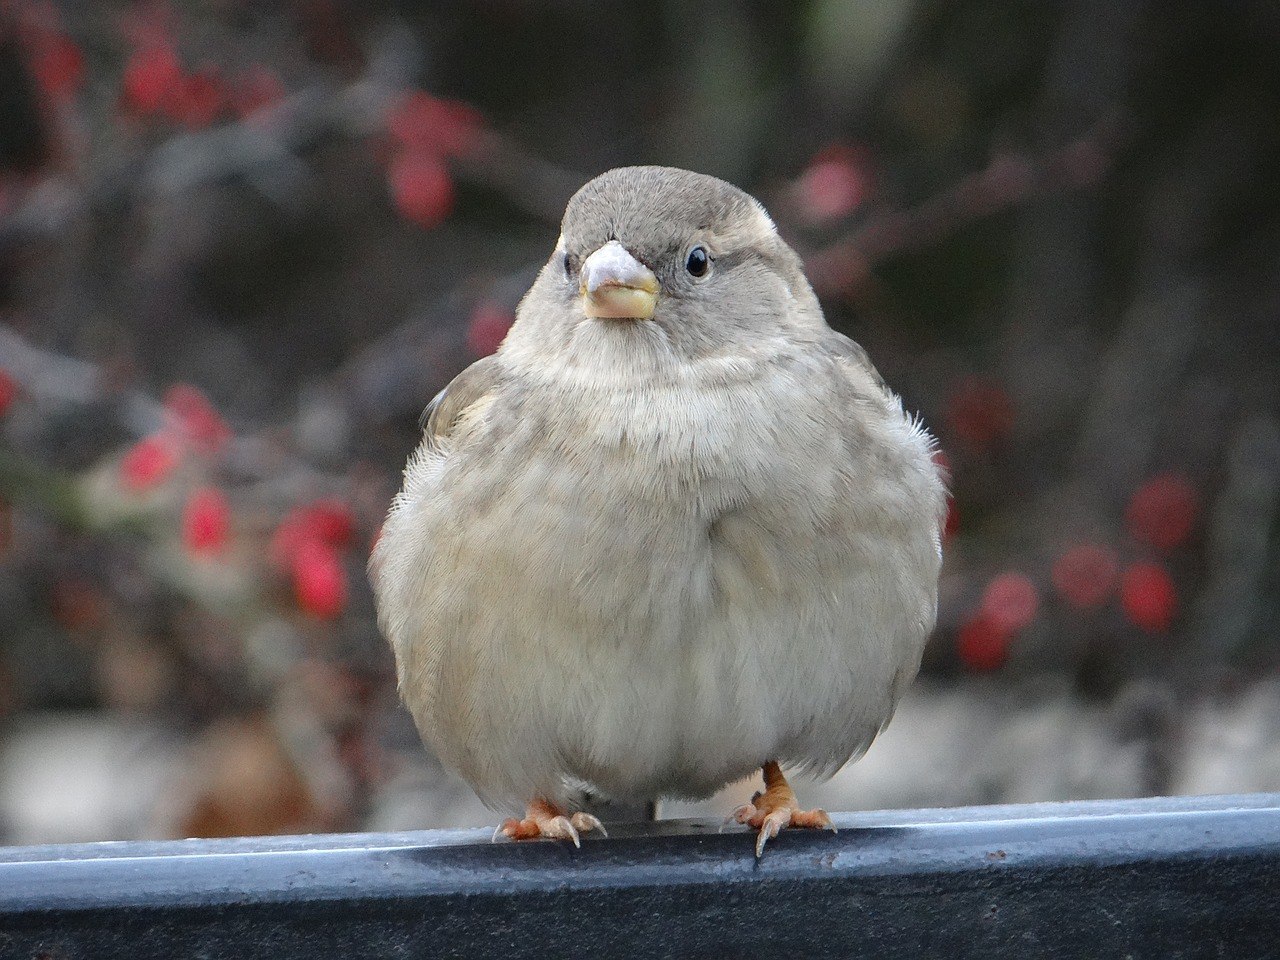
[0, 0, 1278, 841]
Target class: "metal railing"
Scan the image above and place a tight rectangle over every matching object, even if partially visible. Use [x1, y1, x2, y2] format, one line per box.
[2, 793, 1277, 959]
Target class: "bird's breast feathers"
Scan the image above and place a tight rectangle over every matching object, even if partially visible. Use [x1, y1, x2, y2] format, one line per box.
[373, 349, 944, 806]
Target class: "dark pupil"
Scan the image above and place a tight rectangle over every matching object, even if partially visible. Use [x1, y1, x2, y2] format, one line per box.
[563, 252, 573, 274]
[686, 246, 709, 277]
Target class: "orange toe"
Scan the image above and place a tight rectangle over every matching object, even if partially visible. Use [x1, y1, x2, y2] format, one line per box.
[736, 762, 837, 857]
[495, 799, 607, 847]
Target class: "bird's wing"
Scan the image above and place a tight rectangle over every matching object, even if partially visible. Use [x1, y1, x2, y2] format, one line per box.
[418, 354, 504, 452]
[806, 328, 888, 396]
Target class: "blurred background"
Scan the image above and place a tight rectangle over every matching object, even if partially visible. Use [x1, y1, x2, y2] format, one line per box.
[1, 0, 1278, 845]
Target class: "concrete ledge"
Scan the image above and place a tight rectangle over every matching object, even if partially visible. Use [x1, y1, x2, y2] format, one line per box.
[2, 793, 1278, 959]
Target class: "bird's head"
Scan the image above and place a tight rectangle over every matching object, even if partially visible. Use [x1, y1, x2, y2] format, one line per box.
[504, 166, 823, 375]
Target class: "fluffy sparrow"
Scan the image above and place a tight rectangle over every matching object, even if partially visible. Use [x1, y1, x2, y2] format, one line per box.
[371, 166, 945, 856]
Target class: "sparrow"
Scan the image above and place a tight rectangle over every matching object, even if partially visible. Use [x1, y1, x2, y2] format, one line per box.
[370, 166, 946, 857]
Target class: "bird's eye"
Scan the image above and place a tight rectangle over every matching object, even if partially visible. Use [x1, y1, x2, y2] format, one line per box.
[563, 252, 573, 276]
[685, 245, 710, 278]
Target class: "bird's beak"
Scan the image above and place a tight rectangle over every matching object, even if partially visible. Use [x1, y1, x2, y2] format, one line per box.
[580, 241, 659, 320]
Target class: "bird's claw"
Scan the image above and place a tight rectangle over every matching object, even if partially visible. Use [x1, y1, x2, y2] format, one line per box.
[494, 806, 607, 847]
[570, 811, 608, 838]
[733, 800, 836, 857]
[732, 802, 758, 825]
[497, 814, 579, 846]
[553, 815, 583, 847]
[756, 810, 786, 858]
[719, 807, 747, 834]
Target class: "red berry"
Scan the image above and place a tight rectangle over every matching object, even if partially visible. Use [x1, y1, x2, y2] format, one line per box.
[389, 153, 454, 228]
[164, 384, 232, 455]
[796, 144, 871, 223]
[270, 500, 355, 570]
[945, 376, 1015, 452]
[33, 34, 85, 103]
[957, 612, 1012, 671]
[269, 515, 308, 571]
[1126, 473, 1198, 552]
[182, 487, 231, 555]
[121, 435, 179, 492]
[292, 540, 347, 619]
[297, 499, 355, 548]
[1052, 543, 1119, 610]
[122, 46, 183, 115]
[388, 92, 483, 159]
[980, 571, 1039, 633]
[0, 370, 17, 416]
[168, 67, 226, 129]
[1120, 562, 1177, 632]
[466, 300, 514, 357]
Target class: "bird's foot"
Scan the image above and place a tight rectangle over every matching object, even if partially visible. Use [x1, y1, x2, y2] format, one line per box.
[494, 798, 607, 848]
[733, 761, 836, 858]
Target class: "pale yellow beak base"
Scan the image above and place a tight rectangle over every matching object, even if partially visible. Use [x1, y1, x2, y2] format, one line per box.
[583, 285, 658, 320]
[579, 240, 659, 320]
